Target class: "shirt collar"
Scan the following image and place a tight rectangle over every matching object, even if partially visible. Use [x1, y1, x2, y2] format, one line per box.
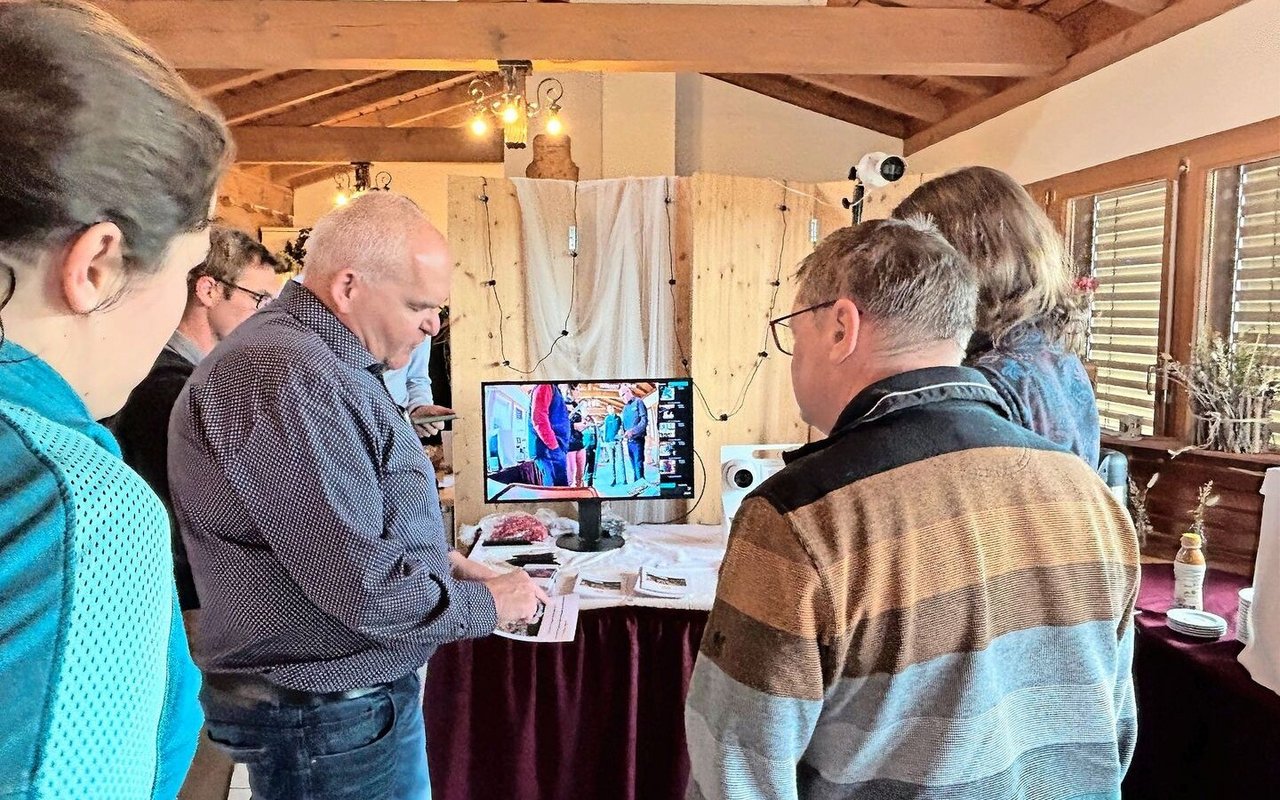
[165, 329, 205, 366]
[0, 338, 118, 452]
[783, 366, 1009, 463]
[274, 280, 381, 373]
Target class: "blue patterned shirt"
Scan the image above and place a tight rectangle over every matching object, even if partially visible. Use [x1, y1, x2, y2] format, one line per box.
[969, 324, 1101, 467]
[169, 281, 497, 692]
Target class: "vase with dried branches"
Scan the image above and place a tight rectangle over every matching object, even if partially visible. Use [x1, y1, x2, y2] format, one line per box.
[1127, 472, 1160, 547]
[1159, 332, 1280, 454]
[1188, 480, 1221, 546]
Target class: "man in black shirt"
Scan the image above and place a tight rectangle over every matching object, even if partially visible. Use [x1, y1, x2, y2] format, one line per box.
[111, 225, 283, 800]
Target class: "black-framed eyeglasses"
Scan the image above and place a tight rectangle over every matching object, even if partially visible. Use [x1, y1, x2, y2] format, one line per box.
[214, 277, 274, 309]
[769, 300, 837, 355]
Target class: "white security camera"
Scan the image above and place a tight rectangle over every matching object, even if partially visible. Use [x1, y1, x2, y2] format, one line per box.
[855, 152, 908, 189]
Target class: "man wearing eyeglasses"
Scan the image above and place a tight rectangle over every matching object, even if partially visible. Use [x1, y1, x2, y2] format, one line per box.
[110, 225, 284, 800]
[687, 219, 1139, 800]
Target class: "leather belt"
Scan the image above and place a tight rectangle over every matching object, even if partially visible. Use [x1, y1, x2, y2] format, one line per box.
[204, 673, 388, 707]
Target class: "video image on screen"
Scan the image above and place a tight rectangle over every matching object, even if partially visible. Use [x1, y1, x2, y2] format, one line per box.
[482, 379, 695, 504]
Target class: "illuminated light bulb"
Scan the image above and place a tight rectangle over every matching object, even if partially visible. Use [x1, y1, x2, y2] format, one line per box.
[334, 192, 348, 206]
[470, 114, 489, 136]
[546, 114, 563, 136]
[501, 104, 519, 125]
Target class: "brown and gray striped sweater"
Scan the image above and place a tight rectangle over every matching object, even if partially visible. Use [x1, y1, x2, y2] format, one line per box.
[686, 366, 1139, 800]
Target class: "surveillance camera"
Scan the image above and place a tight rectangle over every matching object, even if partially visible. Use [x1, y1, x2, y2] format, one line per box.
[855, 152, 907, 189]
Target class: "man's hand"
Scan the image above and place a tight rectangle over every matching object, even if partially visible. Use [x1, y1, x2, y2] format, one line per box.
[408, 403, 454, 437]
[483, 570, 551, 624]
[449, 550, 501, 582]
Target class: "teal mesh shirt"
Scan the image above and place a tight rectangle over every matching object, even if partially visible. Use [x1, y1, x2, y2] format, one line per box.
[0, 340, 202, 799]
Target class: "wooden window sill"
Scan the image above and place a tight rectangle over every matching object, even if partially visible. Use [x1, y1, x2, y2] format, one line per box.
[1101, 434, 1280, 473]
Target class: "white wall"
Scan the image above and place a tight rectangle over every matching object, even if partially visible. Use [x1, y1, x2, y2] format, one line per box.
[293, 161, 505, 233]
[909, 0, 1280, 184]
[501, 71, 899, 183]
[603, 73, 677, 177]
[675, 74, 902, 183]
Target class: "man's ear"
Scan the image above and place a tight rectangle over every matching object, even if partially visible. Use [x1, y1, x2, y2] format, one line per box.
[327, 269, 361, 314]
[58, 222, 127, 314]
[193, 274, 220, 309]
[828, 297, 860, 364]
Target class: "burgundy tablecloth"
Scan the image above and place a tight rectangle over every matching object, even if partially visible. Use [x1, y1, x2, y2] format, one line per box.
[425, 606, 706, 800]
[424, 566, 1280, 800]
[1123, 564, 1280, 798]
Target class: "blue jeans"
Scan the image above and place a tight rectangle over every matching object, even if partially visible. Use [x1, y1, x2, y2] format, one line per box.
[627, 437, 645, 483]
[201, 672, 430, 800]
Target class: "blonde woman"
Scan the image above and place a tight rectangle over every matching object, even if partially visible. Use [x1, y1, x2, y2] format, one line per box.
[893, 166, 1100, 466]
[0, 1, 229, 796]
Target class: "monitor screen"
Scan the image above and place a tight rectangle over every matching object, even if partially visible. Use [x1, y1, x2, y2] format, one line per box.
[481, 379, 696, 503]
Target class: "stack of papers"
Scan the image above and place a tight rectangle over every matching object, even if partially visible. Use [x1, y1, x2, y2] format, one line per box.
[636, 566, 690, 599]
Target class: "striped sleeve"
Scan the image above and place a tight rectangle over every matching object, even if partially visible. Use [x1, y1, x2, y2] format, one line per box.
[685, 498, 829, 800]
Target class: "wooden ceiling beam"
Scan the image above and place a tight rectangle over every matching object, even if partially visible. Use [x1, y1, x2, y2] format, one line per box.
[255, 72, 469, 127]
[232, 126, 504, 164]
[98, 2, 1071, 77]
[904, 0, 1252, 154]
[927, 75, 999, 97]
[1099, 0, 1171, 16]
[707, 74, 909, 139]
[796, 74, 947, 123]
[181, 69, 282, 95]
[279, 165, 346, 190]
[328, 76, 488, 128]
[216, 70, 397, 125]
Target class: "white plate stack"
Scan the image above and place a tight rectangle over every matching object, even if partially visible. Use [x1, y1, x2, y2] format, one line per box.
[1167, 608, 1228, 639]
[1238, 588, 1255, 645]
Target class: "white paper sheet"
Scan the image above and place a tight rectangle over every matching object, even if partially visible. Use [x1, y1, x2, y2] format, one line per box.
[493, 593, 580, 643]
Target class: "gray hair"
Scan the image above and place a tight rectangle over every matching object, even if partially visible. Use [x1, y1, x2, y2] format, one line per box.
[0, 0, 230, 273]
[795, 218, 978, 351]
[304, 192, 428, 285]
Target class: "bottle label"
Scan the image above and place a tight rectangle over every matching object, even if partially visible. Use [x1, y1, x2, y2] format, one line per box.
[1173, 562, 1206, 610]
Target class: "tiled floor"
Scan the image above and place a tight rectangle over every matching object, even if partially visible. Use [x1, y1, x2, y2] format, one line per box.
[227, 763, 251, 800]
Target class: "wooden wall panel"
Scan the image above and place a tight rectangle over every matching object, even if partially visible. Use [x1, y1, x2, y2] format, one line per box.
[1109, 438, 1271, 576]
[686, 174, 817, 524]
[449, 176, 530, 532]
[216, 167, 294, 234]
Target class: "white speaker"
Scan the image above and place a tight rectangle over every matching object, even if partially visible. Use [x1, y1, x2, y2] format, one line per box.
[721, 444, 801, 530]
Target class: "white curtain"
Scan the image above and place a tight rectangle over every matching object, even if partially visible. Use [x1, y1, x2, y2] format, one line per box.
[512, 177, 676, 380]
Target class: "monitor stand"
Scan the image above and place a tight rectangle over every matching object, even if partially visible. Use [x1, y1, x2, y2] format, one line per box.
[556, 499, 625, 552]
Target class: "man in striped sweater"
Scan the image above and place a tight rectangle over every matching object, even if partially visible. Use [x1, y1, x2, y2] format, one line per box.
[686, 219, 1139, 800]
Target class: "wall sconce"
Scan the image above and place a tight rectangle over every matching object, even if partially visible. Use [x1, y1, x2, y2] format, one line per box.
[469, 60, 565, 150]
[333, 161, 392, 206]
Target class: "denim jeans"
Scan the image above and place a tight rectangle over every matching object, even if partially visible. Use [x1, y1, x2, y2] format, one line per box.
[201, 672, 430, 800]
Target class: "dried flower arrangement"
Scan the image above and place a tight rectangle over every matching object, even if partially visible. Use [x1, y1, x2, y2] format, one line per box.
[1159, 332, 1280, 454]
[1188, 480, 1221, 546]
[1127, 472, 1160, 547]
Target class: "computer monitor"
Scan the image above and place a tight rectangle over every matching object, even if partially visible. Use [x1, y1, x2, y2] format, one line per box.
[481, 379, 696, 551]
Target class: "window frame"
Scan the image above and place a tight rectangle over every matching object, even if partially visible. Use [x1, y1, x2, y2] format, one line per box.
[1027, 116, 1280, 441]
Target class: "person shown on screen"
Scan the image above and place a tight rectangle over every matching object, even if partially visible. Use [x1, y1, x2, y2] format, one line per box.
[530, 382, 571, 486]
[169, 191, 547, 799]
[619, 384, 649, 485]
[582, 413, 600, 488]
[685, 219, 1138, 800]
[566, 383, 590, 487]
[602, 406, 624, 485]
